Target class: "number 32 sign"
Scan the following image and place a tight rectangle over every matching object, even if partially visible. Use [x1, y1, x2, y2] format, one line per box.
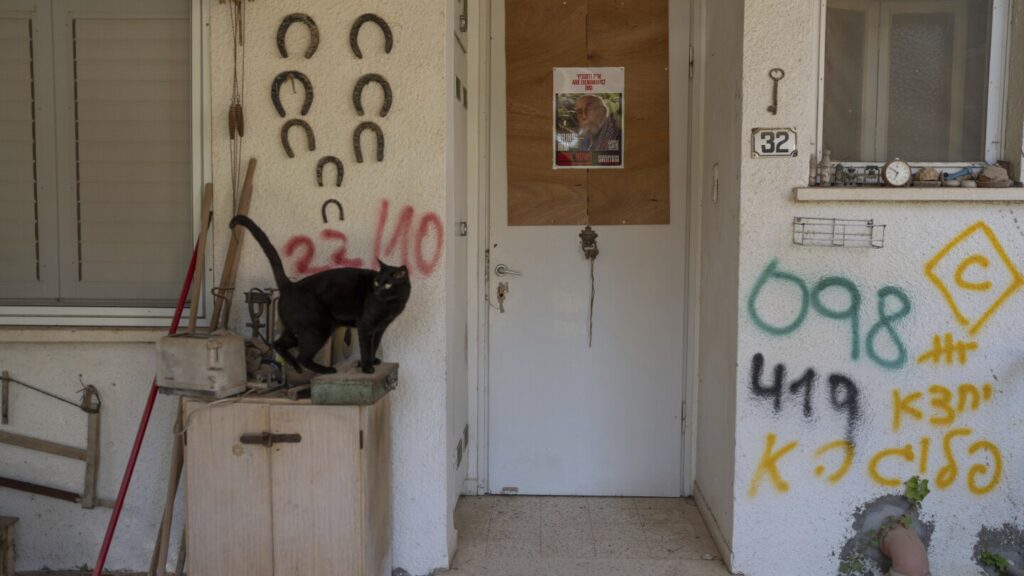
[751, 127, 798, 158]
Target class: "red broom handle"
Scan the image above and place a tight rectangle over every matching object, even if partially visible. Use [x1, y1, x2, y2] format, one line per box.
[91, 240, 199, 576]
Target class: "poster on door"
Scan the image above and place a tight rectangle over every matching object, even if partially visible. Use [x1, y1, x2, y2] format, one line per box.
[553, 67, 624, 169]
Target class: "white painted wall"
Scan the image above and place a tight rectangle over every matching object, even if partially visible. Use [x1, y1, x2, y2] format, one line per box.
[732, 1, 1024, 574]
[1, 1, 455, 574]
[693, 0, 744, 566]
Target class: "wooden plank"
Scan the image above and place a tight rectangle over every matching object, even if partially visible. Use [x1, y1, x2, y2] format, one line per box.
[586, 0, 669, 225]
[0, 141, 34, 163]
[79, 142, 190, 164]
[81, 388, 99, 509]
[75, 39, 189, 62]
[0, 222, 33, 243]
[270, 405, 363, 576]
[80, 181, 188, 202]
[362, 395, 391, 576]
[0, 60, 31, 82]
[210, 158, 256, 330]
[81, 259, 191, 284]
[0, 514, 13, 576]
[0, 430, 87, 461]
[0, 40, 30, 62]
[0, 121, 33, 142]
[81, 242, 188, 264]
[794, 186, 1024, 201]
[0, 261, 36, 283]
[0, 202, 34, 223]
[185, 401, 274, 576]
[505, 0, 588, 226]
[0, 162, 33, 182]
[0, 18, 30, 39]
[0, 104, 32, 123]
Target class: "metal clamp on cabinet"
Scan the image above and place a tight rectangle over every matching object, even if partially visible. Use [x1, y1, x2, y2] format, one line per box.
[239, 432, 302, 447]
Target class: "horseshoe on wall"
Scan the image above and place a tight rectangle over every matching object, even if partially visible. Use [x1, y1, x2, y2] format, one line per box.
[277, 13, 320, 59]
[317, 156, 344, 187]
[281, 119, 316, 158]
[271, 71, 314, 117]
[353, 122, 384, 163]
[321, 199, 345, 223]
[352, 73, 392, 117]
[350, 13, 393, 59]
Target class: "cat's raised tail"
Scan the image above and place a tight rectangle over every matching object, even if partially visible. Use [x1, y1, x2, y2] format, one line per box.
[229, 215, 293, 288]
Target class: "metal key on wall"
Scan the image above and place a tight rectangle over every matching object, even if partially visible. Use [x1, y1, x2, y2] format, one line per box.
[767, 68, 785, 115]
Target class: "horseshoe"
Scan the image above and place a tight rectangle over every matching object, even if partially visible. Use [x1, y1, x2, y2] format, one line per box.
[281, 119, 315, 158]
[350, 14, 393, 59]
[321, 199, 345, 223]
[353, 73, 392, 117]
[271, 71, 313, 117]
[316, 156, 344, 187]
[277, 13, 320, 59]
[353, 122, 384, 163]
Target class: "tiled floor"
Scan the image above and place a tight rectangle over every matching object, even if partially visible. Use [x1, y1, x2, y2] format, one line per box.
[438, 496, 732, 576]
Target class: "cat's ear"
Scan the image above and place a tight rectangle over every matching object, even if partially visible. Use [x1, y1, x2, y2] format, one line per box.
[395, 267, 407, 279]
[377, 259, 387, 270]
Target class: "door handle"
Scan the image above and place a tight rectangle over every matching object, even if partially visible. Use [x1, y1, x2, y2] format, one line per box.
[494, 264, 521, 277]
[239, 432, 302, 447]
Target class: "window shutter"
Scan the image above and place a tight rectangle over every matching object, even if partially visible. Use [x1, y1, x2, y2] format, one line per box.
[0, 13, 58, 301]
[56, 13, 192, 304]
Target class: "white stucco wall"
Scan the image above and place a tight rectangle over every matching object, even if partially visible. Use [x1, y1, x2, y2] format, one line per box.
[694, 0, 745, 565]
[1, 1, 454, 574]
[732, 1, 1024, 574]
[213, 1, 451, 574]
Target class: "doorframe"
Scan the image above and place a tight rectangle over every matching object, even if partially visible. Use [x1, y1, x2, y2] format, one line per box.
[465, 0, 704, 497]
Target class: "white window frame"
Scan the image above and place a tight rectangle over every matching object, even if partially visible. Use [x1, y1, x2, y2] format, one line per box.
[815, 0, 1010, 168]
[0, 0, 211, 327]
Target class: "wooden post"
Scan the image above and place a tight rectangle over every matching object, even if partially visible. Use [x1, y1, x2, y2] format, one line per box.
[1, 371, 8, 425]
[0, 516, 16, 576]
[149, 405, 184, 576]
[81, 387, 100, 509]
[211, 158, 257, 331]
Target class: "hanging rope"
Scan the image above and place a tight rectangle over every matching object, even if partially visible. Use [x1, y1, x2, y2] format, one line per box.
[227, 0, 248, 207]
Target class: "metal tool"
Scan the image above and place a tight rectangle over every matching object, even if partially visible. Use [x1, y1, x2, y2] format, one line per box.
[767, 68, 785, 115]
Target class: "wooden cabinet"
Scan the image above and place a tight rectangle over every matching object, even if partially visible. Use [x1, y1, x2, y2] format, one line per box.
[184, 394, 391, 576]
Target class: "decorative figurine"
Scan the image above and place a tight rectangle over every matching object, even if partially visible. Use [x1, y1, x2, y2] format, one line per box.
[816, 148, 833, 186]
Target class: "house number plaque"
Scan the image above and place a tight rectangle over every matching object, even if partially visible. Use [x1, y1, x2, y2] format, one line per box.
[751, 127, 798, 158]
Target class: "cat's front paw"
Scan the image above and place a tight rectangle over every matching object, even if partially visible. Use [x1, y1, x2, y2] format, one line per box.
[373, 357, 382, 365]
[361, 364, 376, 374]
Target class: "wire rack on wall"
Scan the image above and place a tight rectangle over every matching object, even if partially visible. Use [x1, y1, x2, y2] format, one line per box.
[792, 217, 885, 248]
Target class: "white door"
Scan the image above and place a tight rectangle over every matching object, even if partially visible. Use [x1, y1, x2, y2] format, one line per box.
[486, 1, 689, 496]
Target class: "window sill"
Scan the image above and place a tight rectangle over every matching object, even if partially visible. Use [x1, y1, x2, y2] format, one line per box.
[794, 186, 1024, 202]
[0, 326, 166, 344]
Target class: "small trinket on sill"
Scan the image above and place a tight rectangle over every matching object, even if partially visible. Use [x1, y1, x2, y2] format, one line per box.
[914, 166, 940, 186]
[978, 164, 1013, 188]
[816, 148, 833, 186]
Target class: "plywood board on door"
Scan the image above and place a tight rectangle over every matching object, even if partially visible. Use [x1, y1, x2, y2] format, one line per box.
[505, 0, 588, 226]
[587, 0, 669, 225]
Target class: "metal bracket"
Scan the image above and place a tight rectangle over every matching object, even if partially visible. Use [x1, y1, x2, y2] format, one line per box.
[277, 13, 320, 59]
[281, 119, 316, 158]
[316, 156, 344, 187]
[353, 121, 384, 163]
[350, 13, 393, 59]
[353, 73, 393, 117]
[271, 71, 313, 117]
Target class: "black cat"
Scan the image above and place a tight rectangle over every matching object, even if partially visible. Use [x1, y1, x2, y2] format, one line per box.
[230, 215, 411, 374]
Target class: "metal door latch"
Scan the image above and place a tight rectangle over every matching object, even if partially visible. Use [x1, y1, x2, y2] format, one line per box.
[496, 282, 509, 313]
[239, 432, 302, 447]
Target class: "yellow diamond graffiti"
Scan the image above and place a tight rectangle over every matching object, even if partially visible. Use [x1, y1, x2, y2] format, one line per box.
[924, 221, 1024, 336]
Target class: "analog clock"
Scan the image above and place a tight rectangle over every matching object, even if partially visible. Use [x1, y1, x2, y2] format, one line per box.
[882, 159, 912, 187]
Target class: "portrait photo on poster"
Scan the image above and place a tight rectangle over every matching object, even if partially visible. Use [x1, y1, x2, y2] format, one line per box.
[553, 67, 624, 169]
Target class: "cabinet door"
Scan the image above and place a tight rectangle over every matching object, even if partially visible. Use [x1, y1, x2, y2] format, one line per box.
[185, 402, 273, 576]
[270, 405, 362, 576]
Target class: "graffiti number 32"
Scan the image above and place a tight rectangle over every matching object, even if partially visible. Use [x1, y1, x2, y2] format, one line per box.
[748, 260, 911, 369]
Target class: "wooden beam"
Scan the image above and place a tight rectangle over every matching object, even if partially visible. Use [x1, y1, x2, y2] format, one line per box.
[211, 158, 257, 331]
[0, 430, 87, 461]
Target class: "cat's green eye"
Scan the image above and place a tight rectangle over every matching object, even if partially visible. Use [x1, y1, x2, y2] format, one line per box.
[385, 283, 392, 289]
[374, 281, 379, 286]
